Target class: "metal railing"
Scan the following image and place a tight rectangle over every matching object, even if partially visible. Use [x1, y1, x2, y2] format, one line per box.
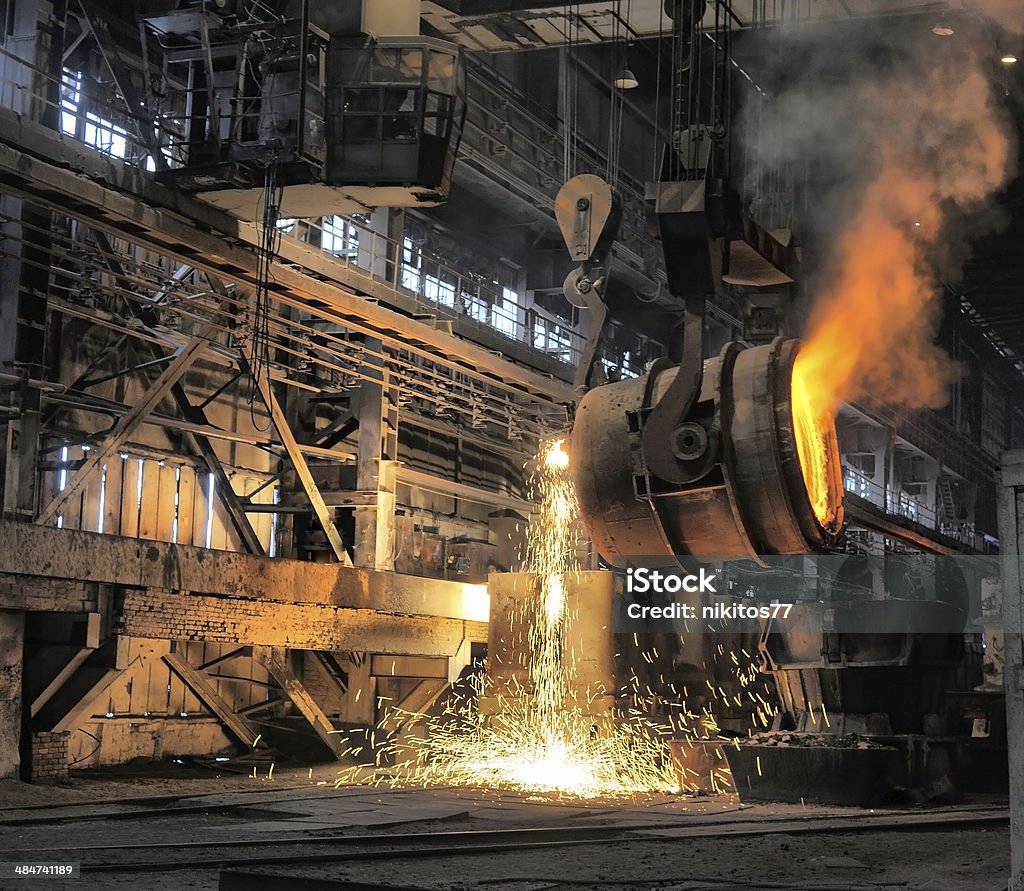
[842, 463, 988, 551]
[285, 215, 592, 371]
[462, 54, 653, 261]
[842, 464, 938, 530]
[0, 46, 610, 376]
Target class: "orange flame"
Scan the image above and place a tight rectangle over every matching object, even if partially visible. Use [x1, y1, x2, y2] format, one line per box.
[794, 62, 1014, 430]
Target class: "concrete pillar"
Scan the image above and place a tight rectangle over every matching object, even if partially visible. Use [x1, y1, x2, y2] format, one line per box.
[340, 653, 377, 727]
[353, 340, 398, 570]
[358, 208, 405, 285]
[0, 610, 25, 778]
[997, 451, 1024, 890]
[481, 572, 617, 724]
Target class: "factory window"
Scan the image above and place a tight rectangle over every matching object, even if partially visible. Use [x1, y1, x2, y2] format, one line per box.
[55, 444, 69, 529]
[83, 113, 128, 159]
[97, 464, 107, 534]
[401, 236, 422, 292]
[269, 487, 280, 557]
[887, 490, 920, 524]
[491, 287, 520, 338]
[463, 290, 490, 323]
[205, 473, 216, 549]
[59, 68, 130, 160]
[844, 465, 872, 501]
[60, 71, 80, 137]
[600, 353, 639, 380]
[423, 273, 455, 307]
[320, 216, 359, 258]
[171, 466, 181, 544]
[532, 315, 573, 363]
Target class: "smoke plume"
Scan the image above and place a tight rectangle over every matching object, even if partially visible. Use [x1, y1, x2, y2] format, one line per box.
[746, 12, 1019, 418]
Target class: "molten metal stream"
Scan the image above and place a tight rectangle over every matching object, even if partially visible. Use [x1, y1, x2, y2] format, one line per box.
[791, 352, 841, 530]
[337, 438, 775, 797]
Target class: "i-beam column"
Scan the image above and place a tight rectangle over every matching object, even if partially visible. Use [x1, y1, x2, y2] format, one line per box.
[354, 339, 398, 571]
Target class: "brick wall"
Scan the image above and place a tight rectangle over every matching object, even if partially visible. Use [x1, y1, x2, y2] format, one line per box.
[119, 588, 482, 656]
[30, 731, 69, 783]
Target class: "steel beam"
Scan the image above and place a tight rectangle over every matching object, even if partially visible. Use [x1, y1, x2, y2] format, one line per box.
[75, 0, 164, 164]
[36, 335, 210, 525]
[370, 654, 449, 679]
[85, 230, 265, 555]
[0, 573, 97, 612]
[35, 337, 207, 528]
[168, 381, 267, 555]
[239, 334, 351, 566]
[163, 651, 261, 747]
[354, 342, 397, 571]
[0, 114, 574, 405]
[43, 386, 308, 453]
[197, 255, 350, 564]
[1, 195, 51, 521]
[307, 652, 349, 700]
[397, 466, 532, 514]
[51, 658, 145, 733]
[30, 647, 93, 718]
[844, 493, 971, 557]
[253, 647, 342, 759]
[0, 519, 491, 622]
[380, 678, 449, 736]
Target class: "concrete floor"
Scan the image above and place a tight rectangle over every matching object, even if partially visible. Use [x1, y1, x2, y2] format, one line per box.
[0, 764, 1010, 891]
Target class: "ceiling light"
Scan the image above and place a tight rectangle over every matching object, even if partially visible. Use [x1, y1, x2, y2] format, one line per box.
[613, 68, 639, 89]
[1002, 52, 1018, 64]
[932, 21, 954, 37]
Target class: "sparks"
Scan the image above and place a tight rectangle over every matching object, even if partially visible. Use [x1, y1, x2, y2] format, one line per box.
[543, 438, 570, 470]
[336, 438, 778, 799]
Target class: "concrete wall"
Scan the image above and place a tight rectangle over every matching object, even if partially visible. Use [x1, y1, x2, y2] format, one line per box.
[998, 451, 1024, 890]
[0, 610, 24, 778]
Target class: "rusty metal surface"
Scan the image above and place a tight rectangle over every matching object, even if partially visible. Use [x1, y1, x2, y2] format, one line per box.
[105, 598, 486, 657]
[0, 573, 98, 613]
[0, 520, 489, 622]
[572, 338, 843, 562]
[571, 373, 673, 560]
[640, 295, 708, 484]
[726, 743, 901, 807]
[728, 338, 826, 553]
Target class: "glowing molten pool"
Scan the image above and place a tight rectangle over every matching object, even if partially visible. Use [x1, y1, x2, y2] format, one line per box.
[791, 352, 843, 532]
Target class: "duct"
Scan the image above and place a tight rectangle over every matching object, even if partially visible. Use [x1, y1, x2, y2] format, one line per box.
[571, 337, 844, 562]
